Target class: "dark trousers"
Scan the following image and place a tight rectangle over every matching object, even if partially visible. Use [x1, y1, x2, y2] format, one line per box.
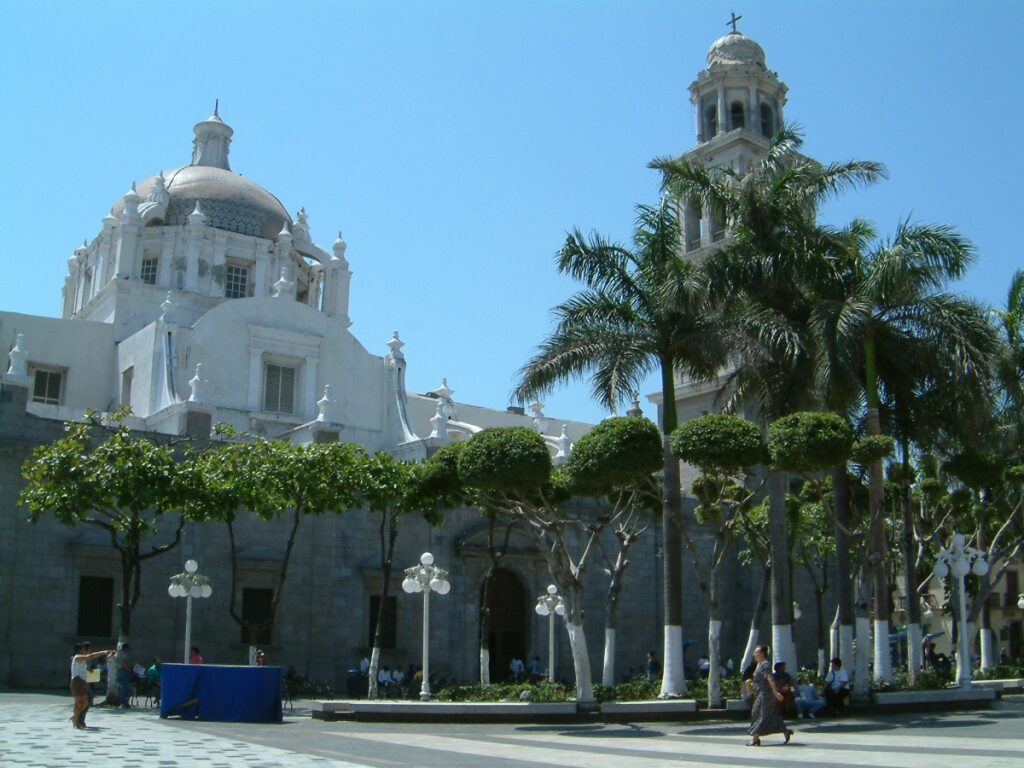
[823, 686, 848, 713]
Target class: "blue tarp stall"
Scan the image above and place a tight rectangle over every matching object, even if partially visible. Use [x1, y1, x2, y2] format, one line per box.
[160, 664, 283, 723]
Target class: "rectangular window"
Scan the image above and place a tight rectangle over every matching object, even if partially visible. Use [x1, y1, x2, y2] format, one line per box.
[241, 587, 274, 645]
[77, 576, 114, 637]
[140, 257, 158, 285]
[32, 369, 62, 405]
[225, 264, 250, 299]
[368, 595, 397, 650]
[263, 363, 295, 414]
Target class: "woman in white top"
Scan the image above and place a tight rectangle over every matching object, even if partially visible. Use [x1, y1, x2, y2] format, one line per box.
[70, 641, 114, 729]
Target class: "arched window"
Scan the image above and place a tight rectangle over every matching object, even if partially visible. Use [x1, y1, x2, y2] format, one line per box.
[760, 103, 774, 137]
[704, 105, 718, 139]
[730, 101, 745, 130]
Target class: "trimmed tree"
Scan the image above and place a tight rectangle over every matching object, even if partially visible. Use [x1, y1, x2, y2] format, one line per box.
[20, 412, 189, 702]
[670, 413, 764, 707]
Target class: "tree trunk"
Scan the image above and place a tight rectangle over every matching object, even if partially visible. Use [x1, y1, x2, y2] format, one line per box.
[864, 333, 891, 683]
[740, 563, 770, 675]
[479, 569, 495, 685]
[565, 619, 594, 705]
[658, 359, 687, 698]
[767, 469, 794, 668]
[832, 466, 855, 673]
[602, 628, 616, 687]
[900, 449, 922, 683]
[853, 571, 872, 697]
[367, 510, 399, 700]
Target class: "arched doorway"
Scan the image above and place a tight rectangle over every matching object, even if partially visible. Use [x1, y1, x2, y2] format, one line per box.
[484, 568, 527, 682]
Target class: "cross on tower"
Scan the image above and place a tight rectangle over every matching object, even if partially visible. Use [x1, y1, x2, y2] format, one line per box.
[727, 11, 742, 33]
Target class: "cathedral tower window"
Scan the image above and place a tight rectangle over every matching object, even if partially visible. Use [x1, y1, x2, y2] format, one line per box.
[140, 257, 158, 285]
[760, 103, 774, 137]
[730, 101, 745, 130]
[263, 362, 296, 414]
[703, 104, 718, 139]
[225, 263, 250, 299]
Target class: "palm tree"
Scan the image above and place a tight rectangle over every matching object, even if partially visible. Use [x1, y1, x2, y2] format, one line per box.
[652, 126, 885, 668]
[992, 268, 1024, 452]
[514, 198, 725, 697]
[810, 218, 998, 682]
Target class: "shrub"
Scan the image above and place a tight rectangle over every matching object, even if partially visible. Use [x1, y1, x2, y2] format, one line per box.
[458, 427, 551, 492]
[436, 681, 573, 703]
[564, 417, 661, 495]
[768, 412, 853, 472]
[670, 413, 764, 474]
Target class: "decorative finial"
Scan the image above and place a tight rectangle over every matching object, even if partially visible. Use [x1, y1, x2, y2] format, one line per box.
[727, 11, 742, 33]
[214, 98, 219, 117]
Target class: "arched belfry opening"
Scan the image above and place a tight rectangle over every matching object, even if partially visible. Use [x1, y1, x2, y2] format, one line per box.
[484, 568, 527, 682]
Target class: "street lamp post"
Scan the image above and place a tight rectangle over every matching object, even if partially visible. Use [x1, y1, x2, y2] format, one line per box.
[402, 552, 450, 701]
[168, 559, 212, 664]
[534, 584, 565, 682]
[932, 533, 988, 688]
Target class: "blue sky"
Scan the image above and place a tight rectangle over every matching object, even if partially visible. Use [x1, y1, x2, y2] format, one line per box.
[1, 1, 1020, 427]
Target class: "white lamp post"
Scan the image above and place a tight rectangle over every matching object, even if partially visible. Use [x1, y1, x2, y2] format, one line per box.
[534, 584, 565, 682]
[402, 552, 450, 701]
[168, 559, 212, 664]
[932, 533, 988, 688]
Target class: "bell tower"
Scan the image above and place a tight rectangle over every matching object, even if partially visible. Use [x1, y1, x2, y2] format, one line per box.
[678, 16, 788, 255]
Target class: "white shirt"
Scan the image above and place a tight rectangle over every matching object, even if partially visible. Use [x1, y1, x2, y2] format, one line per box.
[70, 656, 89, 681]
[825, 667, 849, 690]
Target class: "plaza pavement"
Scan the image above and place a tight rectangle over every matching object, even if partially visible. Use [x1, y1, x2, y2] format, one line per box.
[2, 691, 1023, 768]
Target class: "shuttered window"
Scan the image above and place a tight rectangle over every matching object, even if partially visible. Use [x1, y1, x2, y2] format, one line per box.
[263, 364, 295, 414]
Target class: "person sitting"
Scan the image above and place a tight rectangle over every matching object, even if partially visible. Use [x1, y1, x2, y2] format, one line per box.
[771, 661, 796, 717]
[823, 657, 850, 714]
[697, 656, 711, 679]
[794, 675, 826, 719]
[189, 646, 204, 665]
[378, 665, 393, 694]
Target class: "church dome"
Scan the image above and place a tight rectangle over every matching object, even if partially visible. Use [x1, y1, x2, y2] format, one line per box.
[706, 31, 766, 69]
[110, 108, 292, 241]
[116, 165, 292, 240]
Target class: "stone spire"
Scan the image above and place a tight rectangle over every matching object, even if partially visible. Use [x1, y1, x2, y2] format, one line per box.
[190, 102, 234, 170]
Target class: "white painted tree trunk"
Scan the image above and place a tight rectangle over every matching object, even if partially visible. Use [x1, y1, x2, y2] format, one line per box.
[979, 627, 995, 671]
[602, 628, 616, 688]
[659, 624, 687, 697]
[829, 618, 839, 666]
[248, 645, 259, 666]
[707, 619, 723, 707]
[906, 623, 923, 683]
[740, 627, 759, 676]
[565, 620, 594, 704]
[480, 647, 491, 685]
[817, 648, 827, 678]
[872, 618, 891, 683]
[956, 620, 976, 685]
[771, 623, 794, 670]
[853, 616, 870, 696]
[367, 646, 381, 699]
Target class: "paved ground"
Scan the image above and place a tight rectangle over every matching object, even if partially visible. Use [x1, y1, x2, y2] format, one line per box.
[2, 692, 1023, 768]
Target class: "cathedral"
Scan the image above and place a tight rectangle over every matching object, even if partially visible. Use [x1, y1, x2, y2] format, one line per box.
[0, 26, 826, 690]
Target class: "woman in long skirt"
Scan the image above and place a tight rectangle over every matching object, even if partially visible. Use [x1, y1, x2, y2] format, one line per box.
[746, 645, 793, 746]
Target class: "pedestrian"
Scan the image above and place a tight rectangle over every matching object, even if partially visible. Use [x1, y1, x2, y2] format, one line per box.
[189, 646, 204, 664]
[646, 650, 662, 681]
[746, 645, 792, 747]
[69, 641, 114, 729]
[255, 649, 266, 667]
